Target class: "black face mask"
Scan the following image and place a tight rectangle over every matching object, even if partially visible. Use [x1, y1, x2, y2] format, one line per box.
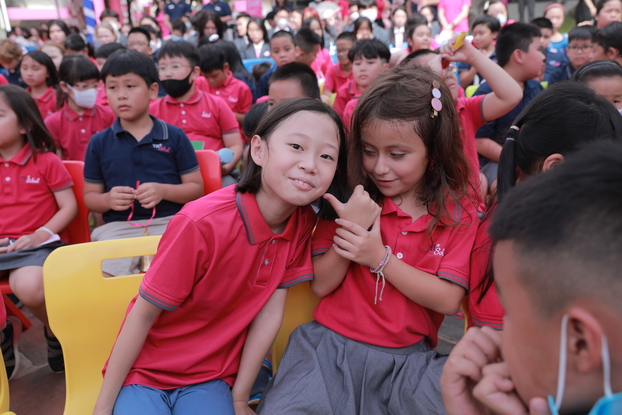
[160, 71, 193, 98]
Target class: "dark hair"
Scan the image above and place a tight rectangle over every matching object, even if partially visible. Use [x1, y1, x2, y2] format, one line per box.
[64, 33, 88, 53]
[252, 62, 272, 83]
[359, 0, 377, 9]
[0, 84, 56, 154]
[302, 17, 325, 50]
[405, 20, 431, 49]
[246, 17, 269, 45]
[158, 40, 200, 68]
[95, 43, 126, 59]
[348, 38, 391, 63]
[199, 44, 226, 73]
[21, 50, 59, 87]
[594, 21, 622, 56]
[572, 59, 622, 83]
[56, 54, 100, 109]
[100, 49, 159, 87]
[140, 15, 163, 38]
[270, 30, 296, 46]
[195, 10, 224, 39]
[473, 14, 502, 32]
[237, 12, 251, 20]
[495, 22, 541, 67]
[530, 16, 553, 30]
[172, 18, 187, 35]
[100, 9, 120, 22]
[336, 31, 358, 43]
[483, 0, 507, 14]
[406, 12, 428, 27]
[490, 141, 622, 316]
[213, 41, 253, 81]
[236, 98, 349, 220]
[349, 66, 472, 233]
[48, 20, 70, 36]
[596, 0, 622, 15]
[269, 62, 321, 99]
[398, 48, 439, 67]
[242, 101, 269, 138]
[139, 24, 159, 39]
[295, 27, 322, 53]
[353, 17, 373, 35]
[568, 25, 594, 43]
[266, 10, 277, 21]
[128, 26, 151, 44]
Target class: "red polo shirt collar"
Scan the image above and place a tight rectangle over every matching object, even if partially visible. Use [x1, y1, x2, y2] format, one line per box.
[63, 104, 96, 122]
[164, 88, 203, 105]
[221, 70, 234, 88]
[381, 197, 431, 232]
[27, 85, 55, 103]
[236, 191, 296, 244]
[2, 144, 33, 165]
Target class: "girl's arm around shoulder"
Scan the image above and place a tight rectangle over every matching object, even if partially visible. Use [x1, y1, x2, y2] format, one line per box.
[92, 296, 163, 415]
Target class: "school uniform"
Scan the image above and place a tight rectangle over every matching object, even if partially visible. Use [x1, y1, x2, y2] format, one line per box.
[165, 0, 192, 21]
[150, 88, 239, 151]
[310, 48, 334, 80]
[234, 37, 249, 55]
[324, 62, 352, 94]
[106, 186, 316, 410]
[255, 65, 277, 99]
[259, 197, 478, 414]
[342, 95, 361, 134]
[197, 71, 253, 116]
[548, 33, 568, 54]
[547, 58, 576, 85]
[0, 74, 8, 85]
[240, 42, 271, 60]
[45, 104, 115, 161]
[542, 50, 567, 83]
[456, 95, 486, 213]
[28, 85, 57, 120]
[333, 79, 359, 117]
[0, 67, 27, 89]
[201, 0, 231, 18]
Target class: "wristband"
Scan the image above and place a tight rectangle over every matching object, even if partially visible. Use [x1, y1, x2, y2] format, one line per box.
[36, 227, 55, 237]
[370, 245, 391, 305]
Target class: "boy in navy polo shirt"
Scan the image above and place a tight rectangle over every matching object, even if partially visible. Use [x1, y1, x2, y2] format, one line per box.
[164, 0, 192, 33]
[202, 0, 232, 22]
[83, 49, 203, 277]
[548, 26, 593, 85]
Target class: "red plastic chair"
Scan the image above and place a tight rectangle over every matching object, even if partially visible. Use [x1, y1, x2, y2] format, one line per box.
[0, 161, 91, 330]
[195, 150, 222, 196]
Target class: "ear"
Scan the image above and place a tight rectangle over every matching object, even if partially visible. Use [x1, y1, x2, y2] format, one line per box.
[606, 47, 619, 61]
[382, 62, 390, 70]
[513, 48, 524, 65]
[59, 81, 71, 95]
[250, 134, 267, 167]
[541, 153, 564, 173]
[223, 62, 230, 72]
[189, 65, 201, 83]
[565, 308, 605, 376]
[148, 81, 160, 100]
[295, 45, 302, 58]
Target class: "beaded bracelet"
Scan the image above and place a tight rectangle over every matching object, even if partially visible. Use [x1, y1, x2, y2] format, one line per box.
[370, 245, 392, 305]
[36, 227, 55, 237]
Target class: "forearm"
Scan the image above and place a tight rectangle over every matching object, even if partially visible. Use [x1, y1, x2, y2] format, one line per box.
[452, 9, 469, 26]
[309, 249, 351, 297]
[471, 54, 522, 110]
[222, 142, 243, 176]
[460, 67, 477, 88]
[42, 200, 77, 235]
[161, 181, 204, 204]
[438, 10, 449, 27]
[84, 191, 112, 213]
[221, 15, 233, 22]
[476, 138, 502, 163]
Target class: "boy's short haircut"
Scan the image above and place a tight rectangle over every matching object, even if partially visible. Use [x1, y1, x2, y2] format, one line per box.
[495, 22, 542, 68]
[128, 26, 151, 44]
[336, 31, 358, 44]
[270, 30, 297, 47]
[159, 40, 200, 68]
[100, 49, 159, 86]
[198, 44, 226, 73]
[0, 39, 22, 60]
[237, 12, 251, 20]
[472, 14, 502, 33]
[252, 61, 272, 84]
[594, 21, 622, 53]
[266, 10, 277, 21]
[95, 42, 126, 59]
[295, 27, 322, 53]
[530, 17, 553, 31]
[358, 0, 377, 9]
[490, 141, 622, 316]
[100, 9, 120, 22]
[398, 48, 439, 67]
[269, 62, 321, 99]
[568, 26, 594, 43]
[64, 33, 88, 52]
[172, 18, 187, 35]
[348, 38, 391, 63]
[139, 24, 158, 39]
[242, 101, 269, 138]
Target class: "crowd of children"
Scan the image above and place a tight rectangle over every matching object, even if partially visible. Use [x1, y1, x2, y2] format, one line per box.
[1, 1, 622, 414]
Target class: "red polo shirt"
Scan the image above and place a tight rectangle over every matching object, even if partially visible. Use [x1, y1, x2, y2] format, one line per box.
[456, 95, 486, 212]
[45, 103, 115, 161]
[96, 82, 108, 107]
[311, 49, 334, 80]
[342, 95, 360, 135]
[0, 74, 8, 85]
[324, 62, 352, 94]
[312, 196, 478, 348]
[333, 79, 358, 117]
[196, 71, 252, 115]
[0, 145, 73, 240]
[105, 186, 316, 389]
[149, 89, 239, 151]
[28, 86, 57, 120]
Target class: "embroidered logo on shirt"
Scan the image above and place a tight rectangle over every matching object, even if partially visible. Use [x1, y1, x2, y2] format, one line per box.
[152, 144, 171, 153]
[21, 175, 41, 184]
[430, 243, 445, 257]
[228, 96, 238, 103]
[201, 111, 212, 118]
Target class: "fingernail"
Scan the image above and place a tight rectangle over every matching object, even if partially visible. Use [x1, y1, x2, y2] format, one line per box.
[334, 218, 339, 223]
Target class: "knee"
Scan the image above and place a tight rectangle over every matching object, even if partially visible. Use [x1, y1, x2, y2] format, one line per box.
[9, 267, 45, 307]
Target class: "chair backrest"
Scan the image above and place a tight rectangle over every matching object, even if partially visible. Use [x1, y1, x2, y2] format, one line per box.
[272, 281, 319, 373]
[62, 161, 91, 244]
[195, 150, 222, 196]
[241, 57, 275, 72]
[43, 236, 160, 415]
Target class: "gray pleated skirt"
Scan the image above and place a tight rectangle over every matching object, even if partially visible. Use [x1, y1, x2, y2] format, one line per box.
[258, 321, 447, 415]
[0, 240, 66, 271]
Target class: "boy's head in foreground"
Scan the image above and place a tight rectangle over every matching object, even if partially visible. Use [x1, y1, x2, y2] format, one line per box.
[268, 62, 321, 108]
[490, 141, 622, 413]
[100, 49, 159, 121]
[348, 39, 390, 90]
[496, 22, 545, 81]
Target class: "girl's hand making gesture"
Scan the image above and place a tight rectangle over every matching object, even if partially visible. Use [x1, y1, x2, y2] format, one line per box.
[332, 213, 386, 269]
[324, 184, 381, 230]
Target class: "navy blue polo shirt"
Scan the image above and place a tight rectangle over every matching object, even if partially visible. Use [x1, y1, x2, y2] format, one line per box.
[542, 50, 567, 83]
[547, 58, 575, 85]
[255, 65, 276, 99]
[84, 116, 199, 223]
[202, 0, 232, 17]
[0, 67, 27, 89]
[165, 0, 192, 21]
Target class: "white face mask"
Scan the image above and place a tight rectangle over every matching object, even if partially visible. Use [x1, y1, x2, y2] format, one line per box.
[67, 84, 98, 109]
[360, 9, 378, 21]
[277, 18, 289, 29]
[350, 11, 360, 21]
[496, 14, 508, 26]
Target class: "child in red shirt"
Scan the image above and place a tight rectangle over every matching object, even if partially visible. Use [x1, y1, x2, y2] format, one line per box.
[0, 85, 77, 374]
[322, 32, 356, 105]
[21, 50, 59, 120]
[93, 43, 127, 108]
[46, 55, 115, 161]
[259, 66, 478, 414]
[93, 98, 350, 415]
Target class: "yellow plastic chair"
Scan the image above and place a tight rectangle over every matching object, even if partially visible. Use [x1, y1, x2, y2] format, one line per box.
[0, 349, 16, 414]
[272, 281, 320, 373]
[465, 84, 478, 98]
[43, 236, 161, 415]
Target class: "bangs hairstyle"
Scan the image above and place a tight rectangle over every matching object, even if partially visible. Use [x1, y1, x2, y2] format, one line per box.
[269, 62, 321, 99]
[158, 40, 200, 68]
[100, 49, 159, 86]
[22, 50, 59, 86]
[348, 38, 391, 63]
[568, 25, 594, 42]
[353, 17, 373, 34]
[56, 54, 100, 109]
[349, 66, 471, 231]
[270, 30, 296, 46]
[473, 14, 502, 33]
[0, 85, 56, 154]
[94, 42, 126, 59]
[246, 17, 269, 45]
[195, 10, 224, 38]
[199, 44, 226, 73]
[236, 98, 350, 220]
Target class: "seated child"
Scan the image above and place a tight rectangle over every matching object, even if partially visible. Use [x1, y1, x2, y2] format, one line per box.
[405, 20, 432, 54]
[255, 31, 299, 98]
[590, 21, 622, 66]
[441, 141, 622, 415]
[92, 98, 349, 415]
[294, 27, 322, 68]
[93, 43, 127, 106]
[149, 41, 242, 187]
[83, 49, 203, 277]
[0, 39, 27, 88]
[268, 62, 321, 109]
[548, 26, 593, 84]
[458, 15, 500, 88]
[45, 55, 115, 161]
[341, 39, 391, 133]
[21, 50, 59, 120]
[196, 44, 253, 126]
[572, 59, 622, 111]
[322, 31, 356, 104]
[0, 85, 78, 374]
[473, 22, 545, 188]
[532, 17, 565, 83]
